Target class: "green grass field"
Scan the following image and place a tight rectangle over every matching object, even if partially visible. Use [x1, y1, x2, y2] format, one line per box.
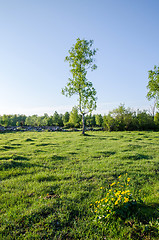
[0, 131, 159, 239]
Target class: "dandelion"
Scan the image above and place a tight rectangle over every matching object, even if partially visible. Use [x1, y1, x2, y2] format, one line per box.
[127, 178, 131, 182]
[111, 182, 116, 186]
[118, 175, 122, 179]
[124, 197, 129, 203]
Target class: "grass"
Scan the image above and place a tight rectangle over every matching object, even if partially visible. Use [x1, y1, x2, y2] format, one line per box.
[0, 131, 159, 239]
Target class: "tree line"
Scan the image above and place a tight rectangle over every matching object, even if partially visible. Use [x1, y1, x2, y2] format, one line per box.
[0, 105, 159, 131]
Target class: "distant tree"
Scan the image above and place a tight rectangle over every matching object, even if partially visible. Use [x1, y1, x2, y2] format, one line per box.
[47, 116, 53, 126]
[85, 114, 96, 127]
[52, 111, 60, 126]
[62, 112, 70, 126]
[154, 112, 159, 127]
[103, 114, 116, 131]
[147, 65, 159, 115]
[95, 114, 103, 127]
[25, 115, 39, 126]
[62, 38, 98, 134]
[136, 110, 156, 130]
[69, 106, 80, 128]
[1, 114, 9, 127]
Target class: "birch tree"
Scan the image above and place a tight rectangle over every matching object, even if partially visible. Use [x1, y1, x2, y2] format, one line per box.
[62, 38, 98, 134]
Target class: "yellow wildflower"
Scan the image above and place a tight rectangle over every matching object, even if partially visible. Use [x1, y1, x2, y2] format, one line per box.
[111, 182, 116, 186]
[124, 197, 129, 203]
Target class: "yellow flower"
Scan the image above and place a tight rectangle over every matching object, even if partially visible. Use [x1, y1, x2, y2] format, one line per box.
[105, 199, 108, 203]
[127, 178, 131, 182]
[115, 201, 118, 205]
[111, 198, 114, 201]
[111, 182, 116, 186]
[124, 197, 129, 203]
[118, 175, 122, 178]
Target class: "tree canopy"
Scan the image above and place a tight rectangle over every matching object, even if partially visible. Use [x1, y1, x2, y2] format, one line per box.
[147, 65, 159, 111]
[62, 38, 98, 134]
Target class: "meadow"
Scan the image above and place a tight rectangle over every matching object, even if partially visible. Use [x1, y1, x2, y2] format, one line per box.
[0, 131, 159, 239]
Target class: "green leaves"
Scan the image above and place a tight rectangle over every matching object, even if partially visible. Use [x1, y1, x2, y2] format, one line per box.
[62, 38, 98, 134]
[147, 65, 159, 108]
[62, 38, 98, 115]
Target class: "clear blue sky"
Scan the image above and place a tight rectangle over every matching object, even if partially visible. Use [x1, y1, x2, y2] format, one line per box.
[0, 0, 159, 116]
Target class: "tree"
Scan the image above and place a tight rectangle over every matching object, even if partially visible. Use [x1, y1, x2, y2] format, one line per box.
[95, 114, 103, 127]
[147, 65, 159, 115]
[69, 106, 80, 128]
[62, 111, 70, 126]
[62, 38, 98, 134]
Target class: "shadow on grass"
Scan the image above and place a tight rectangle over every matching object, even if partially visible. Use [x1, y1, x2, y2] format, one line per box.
[2, 145, 15, 150]
[36, 143, 56, 147]
[93, 151, 116, 159]
[0, 160, 53, 171]
[1, 197, 82, 239]
[120, 202, 159, 239]
[51, 155, 66, 161]
[0, 155, 29, 161]
[122, 153, 152, 160]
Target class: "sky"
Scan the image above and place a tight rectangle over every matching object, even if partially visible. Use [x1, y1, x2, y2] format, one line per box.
[0, 0, 159, 116]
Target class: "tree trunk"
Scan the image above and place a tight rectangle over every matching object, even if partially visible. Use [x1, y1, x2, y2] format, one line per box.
[82, 113, 85, 135]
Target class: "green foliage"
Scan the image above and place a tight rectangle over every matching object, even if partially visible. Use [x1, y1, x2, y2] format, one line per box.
[69, 106, 80, 128]
[95, 114, 103, 127]
[62, 38, 98, 134]
[154, 112, 159, 125]
[147, 65, 159, 109]
[62, 111, 70, 126]
[52, 111, 63, 127]
[103, 105, 157, 131]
